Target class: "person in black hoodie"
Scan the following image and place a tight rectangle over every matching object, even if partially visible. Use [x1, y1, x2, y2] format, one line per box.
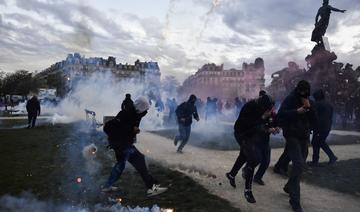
[26, 95, 41, 128]
[310, 89, 337, 166]
[226, 94, 276, 203]
[248, 90, 279, 186]
[102, 96, 167, 196]
[276, 80, 317, 212]
[174, 94, 199, 153]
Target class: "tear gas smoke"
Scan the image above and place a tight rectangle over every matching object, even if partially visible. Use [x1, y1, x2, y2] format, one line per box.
[0, 193, 163, 212]
[41, 72, 164, 130]
[82, 143, 98, 160]
[82, 143, 101, 175]
[52, 113, 77, 125]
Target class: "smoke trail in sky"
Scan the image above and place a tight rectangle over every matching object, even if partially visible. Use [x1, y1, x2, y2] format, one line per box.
[163, 0, 178, 41]
[197, 0, 222, 44]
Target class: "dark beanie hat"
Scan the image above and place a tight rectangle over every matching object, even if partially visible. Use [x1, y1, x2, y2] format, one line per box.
[258, 94, 274, 111]
[188, 94, 197, 102]
[259, 90, 267, 97]
[296, 80, 310, 90]
[296, 80, 311, 97]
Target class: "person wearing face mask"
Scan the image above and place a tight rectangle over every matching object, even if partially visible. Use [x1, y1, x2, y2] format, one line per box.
[102, 96, 167, 196]
[226, 94, 277, 203]
[276, 80, 317, 212]
[174, 94, 200, 153]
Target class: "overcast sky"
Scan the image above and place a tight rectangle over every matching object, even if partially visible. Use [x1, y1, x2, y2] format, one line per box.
[0, 0, 359, 83]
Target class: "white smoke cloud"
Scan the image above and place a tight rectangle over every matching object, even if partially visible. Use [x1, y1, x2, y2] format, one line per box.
[40, 71, 165, 131]
[0, 193, 163, 212]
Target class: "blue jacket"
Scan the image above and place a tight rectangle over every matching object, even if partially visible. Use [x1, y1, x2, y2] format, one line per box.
[176, 101, 199, 126]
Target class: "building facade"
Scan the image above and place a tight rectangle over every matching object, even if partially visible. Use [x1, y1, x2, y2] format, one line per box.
[36, 53, 161, 96]
[178, 58, 265, 100]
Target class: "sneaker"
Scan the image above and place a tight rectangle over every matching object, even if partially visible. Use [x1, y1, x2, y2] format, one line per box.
[226, 173, 236, 188]
[176, 149, 183, 154]
[328, 156, 338, 165]
[147, 184, 168, 197]
[290, 200, 303, 212]
[274, 166, 288, 177]
[253, 178, 265, 186]
[101, 186, 120, 192]
[244, 190, 256, 203]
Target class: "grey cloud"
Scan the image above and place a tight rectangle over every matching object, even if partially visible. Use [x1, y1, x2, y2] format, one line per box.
[0, 0, 6, 5]
[210, 0, 360, 72]
[208, 34, 253, 48]
[0, 3, 196, 78]
[15, 0, 132, 41]
[215, 0, 358, 41]
[141, 17, 165, 40]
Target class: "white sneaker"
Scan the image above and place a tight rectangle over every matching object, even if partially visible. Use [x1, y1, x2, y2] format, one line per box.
[101, 186, 120, 192]
[147, 184, 168, 197]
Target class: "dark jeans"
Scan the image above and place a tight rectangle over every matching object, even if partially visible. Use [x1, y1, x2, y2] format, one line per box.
[229, 133, 261, 190]
[284, 137, 309, 207]
[28, 113, 37, 128]
[229, 133, 246, 177]
[275, 138, 309, 173]
[275, 142, 290, 172]
[254, 142, 271, 180]
[106, 145, 155, 189]
[311, 131, 336, 163]
[175, 124, 191, 151]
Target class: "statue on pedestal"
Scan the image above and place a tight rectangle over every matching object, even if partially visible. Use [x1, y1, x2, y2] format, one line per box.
[311, 0, 346, 47]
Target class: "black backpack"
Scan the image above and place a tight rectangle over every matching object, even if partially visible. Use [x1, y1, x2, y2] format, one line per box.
[103, 118, 123, 139]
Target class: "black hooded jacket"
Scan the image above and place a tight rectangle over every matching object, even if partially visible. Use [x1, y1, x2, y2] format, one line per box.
[234, 100, 268, 139]
[277, 90, 317, 139]
[106, 108, 147, 149]
[314, 100, 333, 133]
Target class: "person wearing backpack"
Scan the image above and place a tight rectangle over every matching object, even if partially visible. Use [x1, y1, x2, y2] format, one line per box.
[102, 96, 167, 196]
[173, 94, 200, 153]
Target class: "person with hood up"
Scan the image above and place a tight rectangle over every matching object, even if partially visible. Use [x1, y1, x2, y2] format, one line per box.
[174, 94, 200, 153]
[275, 80, 317, 212]
[226, 94, 277, 203]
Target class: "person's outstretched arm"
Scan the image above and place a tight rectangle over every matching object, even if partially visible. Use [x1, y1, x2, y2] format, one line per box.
[329, 5, 346, 13]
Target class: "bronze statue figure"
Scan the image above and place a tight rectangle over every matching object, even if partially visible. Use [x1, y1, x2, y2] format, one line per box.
[311, 0, 346, 46]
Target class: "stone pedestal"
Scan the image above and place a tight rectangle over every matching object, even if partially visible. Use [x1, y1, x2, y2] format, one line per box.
[305, 44, 337, 69]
